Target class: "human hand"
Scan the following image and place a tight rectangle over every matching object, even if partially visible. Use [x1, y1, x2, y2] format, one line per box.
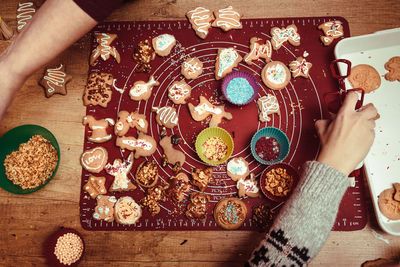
[315, 92, 377, 176]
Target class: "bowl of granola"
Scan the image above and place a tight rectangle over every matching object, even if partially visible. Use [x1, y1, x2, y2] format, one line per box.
[0, 125, 60, 194]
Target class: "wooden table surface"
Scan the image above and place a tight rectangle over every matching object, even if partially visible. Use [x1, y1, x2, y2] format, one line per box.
[1, 0, 399, 266]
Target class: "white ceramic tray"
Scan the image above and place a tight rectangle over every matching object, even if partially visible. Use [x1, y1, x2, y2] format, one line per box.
[335, 27, 400, 236]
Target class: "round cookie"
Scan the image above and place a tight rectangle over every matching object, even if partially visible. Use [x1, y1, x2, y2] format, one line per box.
[80, 147, 108, 173]
[261, 61, 291, 90]
[168, 80, 192, 104]
[227, 157, 249, 181]
[152, 106, 179, 128]
[348, 64, 381, 93]
[114, 196, 142, 225]
[378, 185, 400, 220]
[214, 197, 247, 230]
[181, 57, 203, 80]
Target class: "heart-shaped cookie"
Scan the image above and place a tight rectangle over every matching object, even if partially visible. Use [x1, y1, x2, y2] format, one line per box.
[80, 147, 108, 173]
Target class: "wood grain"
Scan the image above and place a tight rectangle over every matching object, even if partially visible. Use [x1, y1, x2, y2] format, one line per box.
[1, 0, 400, 266]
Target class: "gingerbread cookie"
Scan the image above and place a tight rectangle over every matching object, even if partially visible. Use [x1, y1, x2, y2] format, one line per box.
[188, 96, 233, 127]
[132, 39, 155, 73]
[384, 56, 400, 82]
[105, 153, 136, 192]
[191, 167, 214, 192]
[215, 47, 242, 80]
[227, 157, 250, 181]
[181, 57, 203, 80]
[167, 172, 191, 202]
[83, 115, 115, 143]
[348, 64, 381, 93]
[129, 75, 159, 101]
[152, 106, 179, 129]
[378, 183, 400, 220]
[115, 133, 157, 159]
[114, 196, 142, 225]
[270, 24, 300, 50]
[135, 160, 158, 188]
[214, 197, 247, 230]
[289, 57, 312, 78]
[114, 110, 148, 136]
[141, 184, 169, 216]
[160, 135, 185, 167]
[237, 173, 261, 198]
[186, 7, 213, 39]
[80, 147, 108, 173]
[39, 64, 72, 98]
[83, 175, 107, 199]
[168, 80, 192, 104]
[244, 37, 272, 65]
[83, 72, 113, 108]
[318, 20, 344, 46]
[212, 6, 242, 32]
[394, 183, 400, 201]
[93, 195, 117, 222]
[185, 192, 209, 221]
[16, 2, 36, 32]
[152, 34, 176, 57]
[257, 94, 280, 122]
[90, 33, 121, 66]
[261, 61, 291, 90]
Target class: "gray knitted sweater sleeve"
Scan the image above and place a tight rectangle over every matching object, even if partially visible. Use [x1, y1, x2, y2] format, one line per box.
[247, 161, 349, 267]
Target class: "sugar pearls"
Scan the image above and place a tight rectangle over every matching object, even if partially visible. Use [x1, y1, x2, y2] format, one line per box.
[54, 233, 83, 265]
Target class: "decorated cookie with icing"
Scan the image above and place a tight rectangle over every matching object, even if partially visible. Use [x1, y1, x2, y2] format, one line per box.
[114, 110, 148, 136]
[270, 24, 301, 50]
[185, 192, 209, 221]
[83, 175, 107, 199]
[318, 21, 344, 46]
[181, 57, 203, 80]
[257, 94, 280, 122]
[105, 153, 136, 192]
[115, 133, 157, 159]
[114, 196, 142, 225]
[215, 47, 242, 80]
[244, 37, 272, 65]
[132, 39, 156, 73]
[39, 64, 72, 98]
[90, 33, 121, 66]
[167, 172, 191, 202]
[214, 197, 247, 230]
[93, 195, 117, 222]
[83, 72, 113, 108]
[152, 106, 179, 129]
[168, 80, 192, 104]
[227, 157, 250, 181]
[160, 135, 186, 168]
[152, 34, 176, 57]
[129, 75, 159, 101]
[83, 115, 115, 143]
[237, 173, 261, 198]
[80, 147, 108, 173]
[212, 6, 242, 32]
[16, 2, 36, 32]
[188, 96, 233, 127]
[186, 7, 214, 39]
[289, 57, 312, 78]
[261, 61, 291, 90]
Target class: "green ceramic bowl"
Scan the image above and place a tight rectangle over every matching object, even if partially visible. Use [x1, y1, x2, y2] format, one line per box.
[0, 125, 60, 194]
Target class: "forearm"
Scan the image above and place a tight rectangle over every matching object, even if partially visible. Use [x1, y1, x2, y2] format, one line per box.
[247, 161, 349, 266]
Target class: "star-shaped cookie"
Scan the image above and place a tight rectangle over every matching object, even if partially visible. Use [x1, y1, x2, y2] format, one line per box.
[39, 64, 72, 98]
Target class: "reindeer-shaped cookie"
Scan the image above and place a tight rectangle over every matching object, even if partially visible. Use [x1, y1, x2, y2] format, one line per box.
[188, 96, 232, 127]
[105, 152, 136, 192]
[83, 115, 115, 143]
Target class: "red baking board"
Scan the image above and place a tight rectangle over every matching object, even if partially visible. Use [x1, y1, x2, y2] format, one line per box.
[79, 17, 367, 231]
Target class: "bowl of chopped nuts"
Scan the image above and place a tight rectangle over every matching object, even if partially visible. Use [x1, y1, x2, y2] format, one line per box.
[260, 163, 299, 202]
[0, 124, 60, 194]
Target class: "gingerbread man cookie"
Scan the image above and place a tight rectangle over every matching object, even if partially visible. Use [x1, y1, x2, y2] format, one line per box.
[152, 106, 179, 129]
[160, 135, 186, 168]
[16, 2, 36, 32]
[289, 57, 312, 78]
[115, 133, 157, 159]
[186, 7, 213, 39]
[115, 196, 142, 225]
[237, 173, 261, 198]
[152, 34, 176, 57]
[188, 96, 233, 127]
[167, 172, 191, 202]
[132, 39, 156, 73]
[83, 115, 115, 143]
[384, 56, 400, 82]
[227, 157, 250, 181]
[80, 147, 108, 173]
[129, 75, 159, 101]
[185, 192, 209, 221]
[215, 47, 242, 80]
[90, 33, 121, 66]
[318, 21, 344, 46]
[244, 37, 272, 65]
[83, 72, 113, 108]
[212, 6, 242, 32]
[39, 64, 72, 98]
[191, 167, 214, 192]
[93, 195, 117, 222]
[261, 61, 291, 90]
[257, 94, 280, 122]
[270, 24, 300, 50]
[168, 80, 192, 104]
[181, 57, 203, 80]
[83, 175, 107, 199]
[105, 153, 136, 192]
[114, 110, 148, 136]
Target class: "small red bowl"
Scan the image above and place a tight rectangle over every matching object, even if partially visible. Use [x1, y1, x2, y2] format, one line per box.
[260, 163, 299, 202]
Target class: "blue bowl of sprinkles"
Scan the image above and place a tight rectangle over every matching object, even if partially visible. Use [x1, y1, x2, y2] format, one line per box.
[222, 71, 259, 106]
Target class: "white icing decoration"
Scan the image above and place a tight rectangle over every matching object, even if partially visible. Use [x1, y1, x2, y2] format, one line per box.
[266, 64, 287, 85]
[169, 83, 190, 101]
[129, 75, 158, 98]
[227, 158, 248, 176]
[237, 179, 259, 194]
[258, 94, 279, 122]
[115, 197, 141, 224]
[217, 48, 239, 77]
[88, 134, 112, 142]
[194, 103, 222, 115]
[17, 2, 35, 31]
[189, 7, 211, 35]
[153, 107, 178, 125]
[122, 139, 153, 150]
[116, 122, 124, 131]
[81, 147, 106, 171]
[98, 33, 118, 60]
[43, 64, 66, 93]
[183, 58, 202, 74]
[155, 34, 175, 51]
[215, 6, 241, 29]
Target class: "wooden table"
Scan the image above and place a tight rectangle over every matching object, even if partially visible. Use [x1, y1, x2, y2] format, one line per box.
[1, 0, 399, 266]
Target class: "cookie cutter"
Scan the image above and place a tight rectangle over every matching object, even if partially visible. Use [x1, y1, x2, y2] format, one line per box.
[323, 59, 365, 114]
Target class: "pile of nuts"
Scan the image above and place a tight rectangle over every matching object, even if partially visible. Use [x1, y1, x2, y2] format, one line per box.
[264, 167, 294, 197]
